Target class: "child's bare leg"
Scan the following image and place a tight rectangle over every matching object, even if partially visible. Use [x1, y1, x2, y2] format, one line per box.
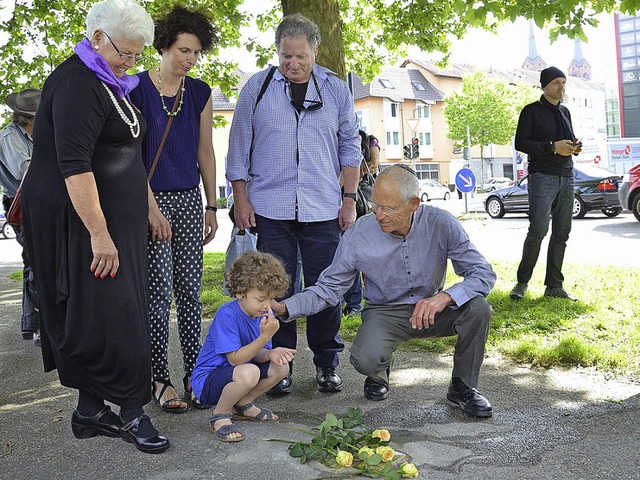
[211, 364, 261, 439]
[235, 362, 289, 419]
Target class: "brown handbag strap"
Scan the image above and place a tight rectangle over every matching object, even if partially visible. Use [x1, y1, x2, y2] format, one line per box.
[147, 90, 181, 182]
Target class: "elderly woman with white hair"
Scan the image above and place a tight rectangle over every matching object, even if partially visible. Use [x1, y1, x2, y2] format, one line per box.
[20, 0, 169, 453]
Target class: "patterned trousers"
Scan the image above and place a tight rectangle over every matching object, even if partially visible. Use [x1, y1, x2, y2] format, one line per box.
[148, 188, 203, 380]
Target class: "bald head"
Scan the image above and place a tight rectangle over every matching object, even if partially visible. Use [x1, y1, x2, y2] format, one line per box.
[375, 165, 420, 202]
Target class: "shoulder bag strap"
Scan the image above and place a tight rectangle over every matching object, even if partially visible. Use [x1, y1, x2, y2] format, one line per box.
[147, 90, 181, 182]
[253, 66, 276, 113]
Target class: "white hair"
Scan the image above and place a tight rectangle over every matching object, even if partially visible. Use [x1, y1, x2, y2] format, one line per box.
[86, 0, 154, 45]
[377, 165, 420, 202]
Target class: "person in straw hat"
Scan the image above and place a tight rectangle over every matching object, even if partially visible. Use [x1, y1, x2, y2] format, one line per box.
[0, 87, 41, 344]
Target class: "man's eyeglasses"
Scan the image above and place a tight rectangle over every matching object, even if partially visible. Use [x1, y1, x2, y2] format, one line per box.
[371, 202, 404, 216]
[285, 72, 323, 111]
[103, 31, 146, 63]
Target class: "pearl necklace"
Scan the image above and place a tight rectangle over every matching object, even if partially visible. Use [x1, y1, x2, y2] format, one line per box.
[157, 67, 185, 117]
[100, 82, 140, 138]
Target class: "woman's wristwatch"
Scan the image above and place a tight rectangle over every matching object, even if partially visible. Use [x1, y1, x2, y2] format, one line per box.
[205, 205, 218, 212]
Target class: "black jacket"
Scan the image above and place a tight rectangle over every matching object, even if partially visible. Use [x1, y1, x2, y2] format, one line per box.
[514, 95, 576, 177]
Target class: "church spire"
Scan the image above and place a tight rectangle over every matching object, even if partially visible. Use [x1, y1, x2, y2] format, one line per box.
[573, 37, 584, 64]
[567, 38, 591, 79]
[528, 21, 538, 61]
[522, 21, 547, 72]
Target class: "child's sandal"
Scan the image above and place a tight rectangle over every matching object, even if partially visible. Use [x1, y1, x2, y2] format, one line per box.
[208, 412, 244, 443]
[232, 402, 278, 422]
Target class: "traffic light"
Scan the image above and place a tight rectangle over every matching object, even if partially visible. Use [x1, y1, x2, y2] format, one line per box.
[462, 146, 470, 160]
[403, 144, 412, 159]
[411, 137, 419, 159]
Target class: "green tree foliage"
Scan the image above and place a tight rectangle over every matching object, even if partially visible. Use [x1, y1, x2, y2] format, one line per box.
[0, 0, 246, 104]
[1, 0, 636, 105]
[443, 71, 538, 152]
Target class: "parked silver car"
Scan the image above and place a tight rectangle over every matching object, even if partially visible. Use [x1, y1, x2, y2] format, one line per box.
[419, 179, 451, 202]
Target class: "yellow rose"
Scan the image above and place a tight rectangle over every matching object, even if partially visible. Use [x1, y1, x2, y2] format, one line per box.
[400, 462, 419, 478]
[336, 450, 353, 467]
[372, 429, 391, 442]
[358, 446, 375, 458]
[376, 445, 395, 462]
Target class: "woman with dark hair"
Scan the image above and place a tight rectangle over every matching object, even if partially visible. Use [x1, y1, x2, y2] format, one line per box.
[20, 0, 169, 454]
[130, 6, 218, 413]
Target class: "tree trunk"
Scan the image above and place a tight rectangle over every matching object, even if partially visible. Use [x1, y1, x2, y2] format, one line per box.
[281, 0, 346, 80]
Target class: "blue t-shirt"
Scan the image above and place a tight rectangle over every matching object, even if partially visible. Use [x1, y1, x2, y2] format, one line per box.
[190, 300, 272, 400]
[129, 71, 211, 192]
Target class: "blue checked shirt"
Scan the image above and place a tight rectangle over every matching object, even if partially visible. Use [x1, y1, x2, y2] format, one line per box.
[226, 65, 361, 222]
[283, 205, 497, 319]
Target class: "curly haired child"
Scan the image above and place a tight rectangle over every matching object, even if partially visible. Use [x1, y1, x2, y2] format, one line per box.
[190, 251, 295, 442]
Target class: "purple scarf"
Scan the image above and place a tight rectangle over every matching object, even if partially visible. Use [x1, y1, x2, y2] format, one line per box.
[74, 38, 139, 98]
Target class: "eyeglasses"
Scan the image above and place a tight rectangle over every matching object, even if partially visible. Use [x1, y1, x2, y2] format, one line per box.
[103, 31, 146, 63]
[371, 202, 404, 216]
[285, 72, 323, 111]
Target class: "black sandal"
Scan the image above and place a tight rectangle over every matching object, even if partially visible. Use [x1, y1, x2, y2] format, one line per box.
[152, 378, 188, 414]
[183, 375, 210, 410]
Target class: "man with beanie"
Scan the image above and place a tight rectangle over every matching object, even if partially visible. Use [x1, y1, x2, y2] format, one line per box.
[510, 67, 581, 301]
[0, 88, 41, 343]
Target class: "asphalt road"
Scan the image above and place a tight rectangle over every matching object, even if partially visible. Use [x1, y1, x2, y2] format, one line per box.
[1, 199, 639, 480]
[4, 195, 637, 267]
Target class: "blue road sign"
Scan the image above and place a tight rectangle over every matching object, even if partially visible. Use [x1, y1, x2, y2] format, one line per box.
[455, 168, 476, 193]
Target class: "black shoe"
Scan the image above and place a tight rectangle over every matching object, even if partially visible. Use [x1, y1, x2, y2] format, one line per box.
[509, 282, 528, 300]
[316, 367, 343, 393]
[71, 406, 122, 439]
[267, 374, 292, 395]
[544, 286, 578, 301]
[120, 414, 170, 454]
[343, 305, 363, 316]
[446, 377, 492, 418]
[363, 377, 389, 401]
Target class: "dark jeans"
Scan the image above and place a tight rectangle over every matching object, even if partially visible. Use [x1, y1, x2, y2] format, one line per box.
[3, 195, 39, 334]
[516, 173, 574, 287]
[254, 215, 344, 368]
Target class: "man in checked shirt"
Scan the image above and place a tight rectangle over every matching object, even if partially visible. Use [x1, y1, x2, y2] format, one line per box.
[226, 14, 361, 395]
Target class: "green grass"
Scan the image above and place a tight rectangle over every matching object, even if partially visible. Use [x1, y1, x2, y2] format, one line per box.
[10, 252, 639, 375]
[8, 271, 23, 281]
[198, 253, 640, 376]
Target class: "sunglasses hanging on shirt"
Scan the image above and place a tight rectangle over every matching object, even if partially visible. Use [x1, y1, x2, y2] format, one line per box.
[285, 72, 323, 111]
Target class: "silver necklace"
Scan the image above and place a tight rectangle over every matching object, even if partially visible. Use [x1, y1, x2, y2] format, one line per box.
[156, 67, 185, 117]
[100, 82, 140, 138]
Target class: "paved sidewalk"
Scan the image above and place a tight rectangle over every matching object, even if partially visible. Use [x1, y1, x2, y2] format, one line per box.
[1, 263, 639, 480]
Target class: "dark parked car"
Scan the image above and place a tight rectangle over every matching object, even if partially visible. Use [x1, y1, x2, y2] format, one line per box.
[484, 165, 623, 219]
[618, 162, 640, 222]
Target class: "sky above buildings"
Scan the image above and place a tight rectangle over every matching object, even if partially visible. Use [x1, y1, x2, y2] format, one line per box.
[226, 9, 617, 87]
[443, 15, 616, 85]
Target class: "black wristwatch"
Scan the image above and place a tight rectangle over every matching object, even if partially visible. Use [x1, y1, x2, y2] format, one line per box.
[343, 192, 357, 201]
[205, 205, 218, 212]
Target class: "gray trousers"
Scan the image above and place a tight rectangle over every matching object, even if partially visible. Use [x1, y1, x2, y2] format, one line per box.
[349, 297, 492, 388]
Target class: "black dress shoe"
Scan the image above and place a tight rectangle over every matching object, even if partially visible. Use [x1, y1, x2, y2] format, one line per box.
[120, 414, 170, 454]
[71, 406, 121, 439]
[363, 377, 389, 401]
[446, 377, 493, 417]
[267, 374, 292, 395]
[316, 367, 343, 393]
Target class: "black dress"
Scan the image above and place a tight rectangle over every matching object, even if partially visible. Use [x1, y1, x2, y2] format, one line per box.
[21, 55, 151, 408]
